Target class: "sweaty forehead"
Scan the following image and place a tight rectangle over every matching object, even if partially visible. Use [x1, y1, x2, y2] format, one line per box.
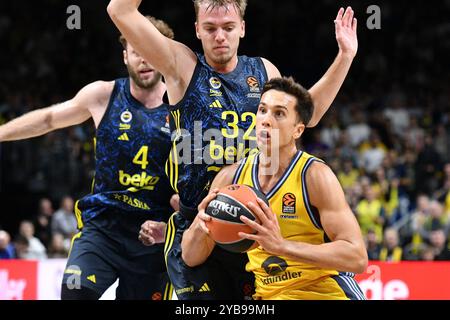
[197, 2, 241, 23]
[260, 90, 297, 109]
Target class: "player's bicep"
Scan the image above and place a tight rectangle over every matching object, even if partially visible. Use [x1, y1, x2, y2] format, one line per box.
[262, 58, 281, 80]
[51, 81, 112, 129]
[108, 10, 195, 80]
[307, 162, 363, 243]
[48, 101, 91, 129]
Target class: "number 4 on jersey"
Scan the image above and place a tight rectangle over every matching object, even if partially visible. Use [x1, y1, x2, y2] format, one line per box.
[133, 146, 149, 170]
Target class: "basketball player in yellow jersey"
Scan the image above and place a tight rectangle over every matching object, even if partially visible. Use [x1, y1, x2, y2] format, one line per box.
[182, 77, 368, 300]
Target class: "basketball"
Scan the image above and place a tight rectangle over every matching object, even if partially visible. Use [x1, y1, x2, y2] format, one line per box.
[205, 184, 269, 253]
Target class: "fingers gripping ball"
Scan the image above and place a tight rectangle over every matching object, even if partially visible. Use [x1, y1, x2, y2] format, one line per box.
[205, 184, 269, 253]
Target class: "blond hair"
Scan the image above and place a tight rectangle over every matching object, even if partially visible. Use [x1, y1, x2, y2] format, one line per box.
[119, 16, 174, 49]
[193, 0, 248, 20]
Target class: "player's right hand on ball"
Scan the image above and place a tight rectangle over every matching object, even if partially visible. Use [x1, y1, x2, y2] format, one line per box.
[139, 220, 167, 246]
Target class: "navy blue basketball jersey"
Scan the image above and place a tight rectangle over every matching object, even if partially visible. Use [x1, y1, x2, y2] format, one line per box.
[76, 78, 173, 227]
[166, 54, 268, 210]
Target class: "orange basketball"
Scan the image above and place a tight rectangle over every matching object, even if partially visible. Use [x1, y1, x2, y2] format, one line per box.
[205, 184, 269, 253]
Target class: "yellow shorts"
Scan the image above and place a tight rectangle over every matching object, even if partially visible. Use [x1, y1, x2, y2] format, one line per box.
[257, 274, 366, 300]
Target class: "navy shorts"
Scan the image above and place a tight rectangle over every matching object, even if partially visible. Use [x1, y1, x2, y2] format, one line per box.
[62, 211, 172, 300]
[164, 212, 255, 300]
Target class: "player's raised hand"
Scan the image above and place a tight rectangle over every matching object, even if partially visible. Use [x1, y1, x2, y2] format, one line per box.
[139, 220, 167, 246]
[335, 7, 358, 58]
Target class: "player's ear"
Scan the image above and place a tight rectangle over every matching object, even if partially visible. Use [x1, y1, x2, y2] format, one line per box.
[123, 49, 128, 66]
[293, 123, 305, 140]
[240, 20, 245, 38]
[195, 22, 201, 39]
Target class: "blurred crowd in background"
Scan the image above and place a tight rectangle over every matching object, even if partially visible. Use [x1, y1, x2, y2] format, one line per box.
[0, 1, 449, 261]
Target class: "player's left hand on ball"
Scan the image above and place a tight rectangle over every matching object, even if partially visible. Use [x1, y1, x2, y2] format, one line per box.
[334, 6, 358, 58]
[139, 220, 167, 246]
[239, 198, 284, 255]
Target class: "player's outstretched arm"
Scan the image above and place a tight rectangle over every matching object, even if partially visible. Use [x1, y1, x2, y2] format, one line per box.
[306, 7, 358, 127]
[0, 81, 113, 142]
[240, 161, 368, 274]
[181, 163, 240, 267]
[107, 0, 196, 103]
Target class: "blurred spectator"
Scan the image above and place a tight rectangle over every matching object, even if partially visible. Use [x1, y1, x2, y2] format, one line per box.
[0, 230, 15, 259]
[410, 195, 431, 232]
[33, 197, 54, 248]
[359, 131, 387, 174]
[356, 186, 385, 240]
[51, 196, 77, 241]
[404, 116, 425, 152]
[435, 163, 450, 214]
[374, 171, 400, 227]
[397, 149, 418, 198]
[368, 109, 395, 150]
[400, 195, 432, 260]
[379, 228, 403, 262]
[383, 92, 410, 137]
[319, 113, 341, 149]
[47, 233, 69, 259]
[365, 229, 381, 260]
[346, 111, 370, 147]
[333, 132, 359, 166]
[434, 125, 450, 163]
[13, 235, 30, 259]
[338, 159, 360, 190]
[18, 220, 47, 260]
[420, 201, 449, 242]
[419, 245, 436, 261]
[305, 131, 330, 159]
[429, 229, 450, 261]
[415, 135, 443, 195]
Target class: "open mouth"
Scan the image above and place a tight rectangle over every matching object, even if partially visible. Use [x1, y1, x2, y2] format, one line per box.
[259, 130, 271, 141]
[139, 69, 154, 76]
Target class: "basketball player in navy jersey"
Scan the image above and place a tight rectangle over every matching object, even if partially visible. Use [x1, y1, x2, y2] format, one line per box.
[109, 0, 358, 299]
[0, 17, 176, 300]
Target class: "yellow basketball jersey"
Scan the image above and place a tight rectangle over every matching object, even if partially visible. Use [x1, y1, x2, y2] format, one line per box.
[233, 150, 365, 300]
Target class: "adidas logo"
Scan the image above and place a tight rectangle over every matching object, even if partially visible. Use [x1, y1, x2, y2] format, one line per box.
[87, 275, 96, 284]
[118, 133, 129, 141]
[209, 100, 223, 109]
[199, 283, 210, 292]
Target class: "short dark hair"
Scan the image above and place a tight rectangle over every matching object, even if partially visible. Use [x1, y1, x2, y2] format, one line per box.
[261, 77, 314, 125]
[194, 0, 247, 20]
[119, 16, 175, 49]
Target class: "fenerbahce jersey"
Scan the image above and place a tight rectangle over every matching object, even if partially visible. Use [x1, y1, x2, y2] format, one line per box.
[76, 78, 173, 228]
[234, 151, 366, 300]
[166, 53, 268, 210]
